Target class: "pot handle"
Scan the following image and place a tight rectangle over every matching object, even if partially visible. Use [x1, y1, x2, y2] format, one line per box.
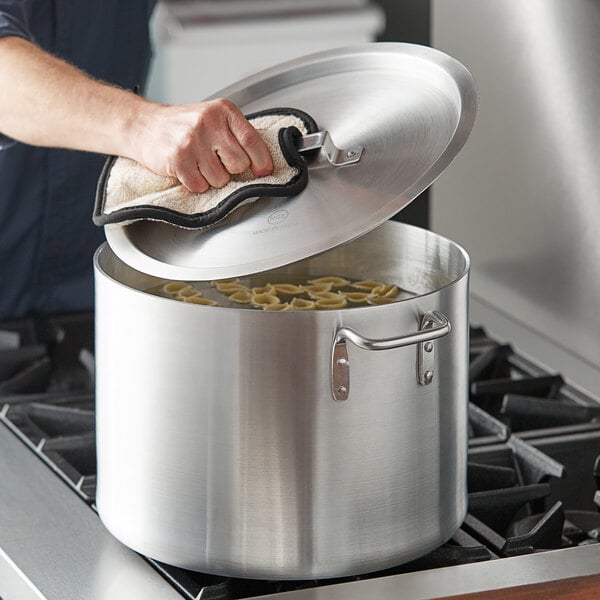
[331, 310, 451, 401]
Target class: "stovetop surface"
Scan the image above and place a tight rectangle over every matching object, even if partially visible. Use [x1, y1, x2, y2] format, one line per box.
[1, 312, 600, 599]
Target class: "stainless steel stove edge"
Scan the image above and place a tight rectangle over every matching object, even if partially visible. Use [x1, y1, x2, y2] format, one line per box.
[0, 424, 181, 600]
[251, 544, 600, 600]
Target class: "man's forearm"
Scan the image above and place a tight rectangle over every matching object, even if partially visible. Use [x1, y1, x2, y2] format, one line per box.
[0, 36, 149, 158]
[0, 36, 273, 191]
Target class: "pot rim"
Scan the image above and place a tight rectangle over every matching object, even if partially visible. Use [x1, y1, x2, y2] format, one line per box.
[94, 224, 471, 316]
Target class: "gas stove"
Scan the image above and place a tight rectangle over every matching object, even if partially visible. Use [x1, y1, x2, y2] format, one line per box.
[1, 311, 600, 599]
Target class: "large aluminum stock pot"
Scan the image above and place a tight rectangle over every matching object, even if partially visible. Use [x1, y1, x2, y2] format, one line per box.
[94, 221, 470, 579]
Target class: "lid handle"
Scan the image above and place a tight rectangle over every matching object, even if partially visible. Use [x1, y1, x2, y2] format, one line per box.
[298, 131, 363, 167]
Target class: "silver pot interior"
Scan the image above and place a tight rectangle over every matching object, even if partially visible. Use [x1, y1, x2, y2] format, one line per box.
[99, 221, 470, 300]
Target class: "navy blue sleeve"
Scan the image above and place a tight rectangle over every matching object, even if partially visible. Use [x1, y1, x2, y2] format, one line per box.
[0, 1, 33, 149]
[0, 1, 31, 40]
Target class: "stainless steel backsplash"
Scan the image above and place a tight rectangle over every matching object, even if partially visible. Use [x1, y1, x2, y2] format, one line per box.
[431, 0, 600, 384]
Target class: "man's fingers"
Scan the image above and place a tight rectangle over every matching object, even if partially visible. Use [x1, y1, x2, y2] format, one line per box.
[175, 159, 210, 194]
[197, 146, 232, 188]
[227, 110, 273, 177]
[215, 133, 252, 175]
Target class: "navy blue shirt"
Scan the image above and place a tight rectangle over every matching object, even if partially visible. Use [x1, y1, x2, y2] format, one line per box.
[0, 0, 156, 319]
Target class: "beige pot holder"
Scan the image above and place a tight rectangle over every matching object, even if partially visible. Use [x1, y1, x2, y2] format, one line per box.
[94, 108, 318, 229]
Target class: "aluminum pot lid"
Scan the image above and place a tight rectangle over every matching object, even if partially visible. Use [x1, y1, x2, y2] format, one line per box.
[105, 43, 478, 281]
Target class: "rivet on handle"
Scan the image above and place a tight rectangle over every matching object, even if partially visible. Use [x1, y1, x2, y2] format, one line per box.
[418, 314, 445, 386]
[332, 341, 350, 401]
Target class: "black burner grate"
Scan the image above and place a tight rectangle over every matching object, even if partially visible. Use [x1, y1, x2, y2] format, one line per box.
[0, 313, 96, 502]
[468, 327, 600, 439]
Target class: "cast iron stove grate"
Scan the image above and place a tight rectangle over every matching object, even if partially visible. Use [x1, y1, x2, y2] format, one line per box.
[1, 318, 600, 599]
[0, 313, 96, 501]
[468, 326, 599, 438]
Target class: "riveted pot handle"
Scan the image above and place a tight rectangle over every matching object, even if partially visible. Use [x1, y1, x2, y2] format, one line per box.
[331, 311, 451, 401]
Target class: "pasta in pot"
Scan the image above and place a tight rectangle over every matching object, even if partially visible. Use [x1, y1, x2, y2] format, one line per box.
[272, 283, 305, 296]
[302, 283, 333, 295]
[289, 298, 316, 310]
[367, 296, 397, 306]
[350, 280, 385, 291]
[345, 292, 374, 304]
[184, 296, 219, 306]
[307, 276, 350, 289]
[229, 290, 253, 304]
[149, 273, 413, 310]
[177, 288, 201, 299]
[251, 293, 280, 308]
[315, 296, 348, 310]
[210, 277, 239, 287]
[372, 284, 399, 298]
[162, 281, 191, 294]
[215, 282, 249, 295]
[251, 285, 277, 296]
[306, 291, 341, 301]
[263, 303, 290, 311]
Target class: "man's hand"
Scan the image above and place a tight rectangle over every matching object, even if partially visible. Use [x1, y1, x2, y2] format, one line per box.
[133, 98, 274, 193]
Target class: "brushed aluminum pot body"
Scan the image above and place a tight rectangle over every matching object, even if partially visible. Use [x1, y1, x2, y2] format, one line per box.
[94, 221, 470, 580]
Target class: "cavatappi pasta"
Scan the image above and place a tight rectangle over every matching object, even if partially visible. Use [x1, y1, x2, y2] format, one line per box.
[150, 274, 414, 309]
